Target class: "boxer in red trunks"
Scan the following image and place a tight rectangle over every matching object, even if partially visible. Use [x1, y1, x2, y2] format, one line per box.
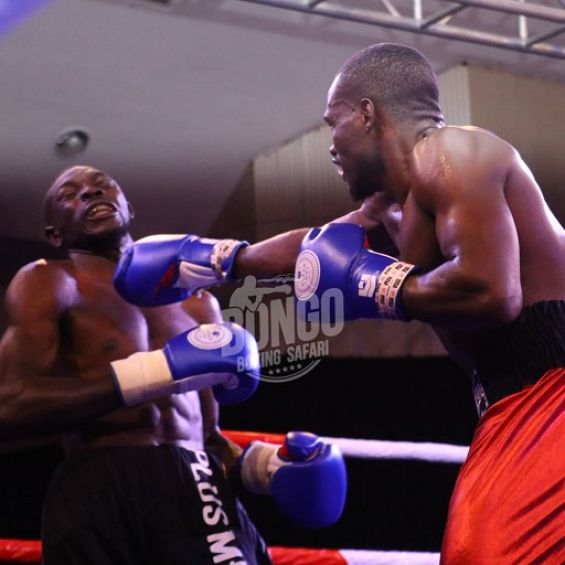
[115, 43, 565, 563]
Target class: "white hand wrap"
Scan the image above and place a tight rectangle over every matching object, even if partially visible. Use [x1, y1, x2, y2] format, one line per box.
[110, 350, 173, 406]
[110, 351, 237, 406]
[241, 441, 285, 495]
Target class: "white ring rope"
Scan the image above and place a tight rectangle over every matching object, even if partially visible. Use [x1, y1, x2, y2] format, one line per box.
[320, 436, 469, 464]
[339, 548, 440, 564]
[224, 430, 469, 464]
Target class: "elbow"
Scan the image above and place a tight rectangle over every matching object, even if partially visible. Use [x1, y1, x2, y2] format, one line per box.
[454, 263, 522, 326]
[479, 287, 523, 327]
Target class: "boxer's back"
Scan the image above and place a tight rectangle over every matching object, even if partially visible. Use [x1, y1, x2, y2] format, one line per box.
[407, 125, 565, 385]
[407, 125, 564, 303]
[503, 147, 565, 304]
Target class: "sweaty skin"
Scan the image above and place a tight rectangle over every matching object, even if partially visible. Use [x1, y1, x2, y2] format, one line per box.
[234, 76, 565, 381]
[400, 125, 565, 372]
[205, 44, 565, 564]
[0, 166, 238, 465]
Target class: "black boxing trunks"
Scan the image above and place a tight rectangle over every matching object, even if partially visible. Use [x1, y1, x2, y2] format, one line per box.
[472, 300, 565, 415]
[441, 367, 565, 564]
[41, 445, 272, 565]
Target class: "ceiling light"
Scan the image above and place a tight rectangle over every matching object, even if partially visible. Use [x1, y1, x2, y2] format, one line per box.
[54, 127, 90, 158]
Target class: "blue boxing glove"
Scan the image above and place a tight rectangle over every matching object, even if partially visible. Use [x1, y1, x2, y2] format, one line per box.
[294, 223, 417, 321]
[110, 322, 259, 406]
[114, 234, 249, 307]
[239, 431, 347, 528]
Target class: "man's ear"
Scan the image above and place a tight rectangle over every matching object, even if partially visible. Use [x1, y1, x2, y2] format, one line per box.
[45, 225, 63, 248]
[128, 202, 135, 220]
[360, 97, 376, 132]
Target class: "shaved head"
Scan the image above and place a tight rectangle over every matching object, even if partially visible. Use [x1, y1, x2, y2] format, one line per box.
[335, 43, 442, 124]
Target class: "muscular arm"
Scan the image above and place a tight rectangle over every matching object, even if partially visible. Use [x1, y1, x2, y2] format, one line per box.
[233, 193, 402, 279]
[0, 264, 120, 440]
[400, 129, 522, 329]
[233, 228, 307, 279]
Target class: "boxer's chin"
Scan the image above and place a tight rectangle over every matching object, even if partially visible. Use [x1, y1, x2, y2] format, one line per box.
[349, 181, 377, 202]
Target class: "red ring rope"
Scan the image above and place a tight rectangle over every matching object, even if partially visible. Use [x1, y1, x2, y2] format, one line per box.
[0, 540, 441, 564]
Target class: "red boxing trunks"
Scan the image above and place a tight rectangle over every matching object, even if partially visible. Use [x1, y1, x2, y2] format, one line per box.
[441, 367, 565, 564]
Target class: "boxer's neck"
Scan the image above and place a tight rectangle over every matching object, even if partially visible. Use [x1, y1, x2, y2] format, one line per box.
[68, 247, 122, 264]
[67, 232, 133, 262]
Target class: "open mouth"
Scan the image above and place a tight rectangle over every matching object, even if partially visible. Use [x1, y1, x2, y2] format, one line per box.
[85, 203, 117, 220]
[334, 165, 345, 181]
[331, 159, 344, 178]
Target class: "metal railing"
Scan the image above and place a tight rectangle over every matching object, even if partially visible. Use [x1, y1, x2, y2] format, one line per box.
[232, 0, 565, 60]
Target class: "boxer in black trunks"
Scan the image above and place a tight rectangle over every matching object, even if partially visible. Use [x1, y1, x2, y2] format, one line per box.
[0, 165, 272, 565]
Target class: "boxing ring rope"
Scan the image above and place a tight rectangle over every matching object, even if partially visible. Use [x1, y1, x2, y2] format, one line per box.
[0, 540, 441, 565]
[0, 430, 469, 564]
[224, 430, 469, 464]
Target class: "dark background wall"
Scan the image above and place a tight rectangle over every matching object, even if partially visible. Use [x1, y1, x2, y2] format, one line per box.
[221, 356, 477, 552]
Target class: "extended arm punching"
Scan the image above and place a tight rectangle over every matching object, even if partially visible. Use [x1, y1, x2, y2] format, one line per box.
[114, 231, 309, 306]
[113, 194, 401, 306]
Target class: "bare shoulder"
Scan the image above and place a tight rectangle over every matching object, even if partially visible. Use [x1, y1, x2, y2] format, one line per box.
[9, 258, 73, 290]
[412, 126, 516, 188]
[418, 125, 515, 161]
[181, 290, 223, 324]
[6, 258, 76, 312]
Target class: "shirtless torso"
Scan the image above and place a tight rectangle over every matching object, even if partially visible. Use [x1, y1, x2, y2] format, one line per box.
[0, 165, 272, 565]
[335, 125, 565, 387]
[1, 251, 223, 452]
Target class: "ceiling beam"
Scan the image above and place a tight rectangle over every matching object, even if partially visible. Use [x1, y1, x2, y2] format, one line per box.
[231, 0, 565, 60]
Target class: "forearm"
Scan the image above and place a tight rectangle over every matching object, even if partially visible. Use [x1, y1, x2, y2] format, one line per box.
[401, 263, 522, 330]
[0, 373, 120, 441]
[233, 228, 309, 279]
